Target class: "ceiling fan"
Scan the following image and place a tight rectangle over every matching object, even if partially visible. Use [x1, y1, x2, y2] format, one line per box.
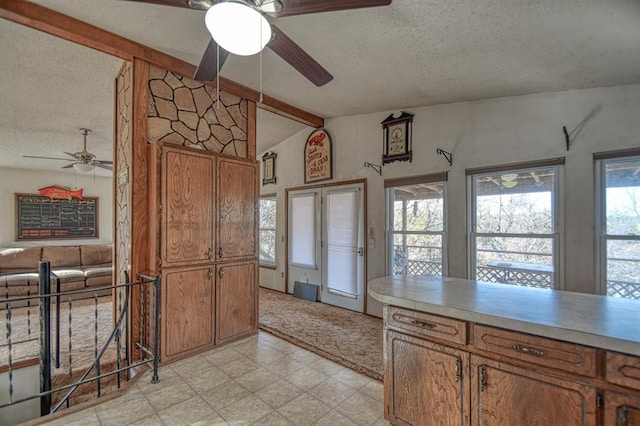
[24, 128, 113, 173]
[123, 0, 393, 86]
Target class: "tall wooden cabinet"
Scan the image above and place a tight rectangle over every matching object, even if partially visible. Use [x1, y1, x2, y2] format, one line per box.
[150, 143, 258, 363]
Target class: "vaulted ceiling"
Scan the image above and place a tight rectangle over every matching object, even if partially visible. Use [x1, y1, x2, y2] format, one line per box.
[1, 0, 640, 175]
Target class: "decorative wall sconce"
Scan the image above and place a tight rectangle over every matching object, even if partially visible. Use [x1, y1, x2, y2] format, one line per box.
[262, 151, 277, 185]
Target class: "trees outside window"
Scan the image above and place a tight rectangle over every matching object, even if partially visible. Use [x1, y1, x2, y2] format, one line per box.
[259, 196, 276, 267]
[468, 164, 562, 289]
[597, 155, 640, 300]
[386, 176, 446, 277]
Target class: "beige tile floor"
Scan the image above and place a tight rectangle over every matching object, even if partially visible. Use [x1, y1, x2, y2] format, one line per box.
[42, 331, 390, 426]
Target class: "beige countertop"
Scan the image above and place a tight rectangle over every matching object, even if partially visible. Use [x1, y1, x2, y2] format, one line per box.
[368, 275, 640, 356]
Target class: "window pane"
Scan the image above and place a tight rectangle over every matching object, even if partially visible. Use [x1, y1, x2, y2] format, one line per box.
[290, 193, 316, 267]
[392, 183, 444, 232]
[475, 168, 554, 234]
[259, 230, 276, 264]
[605, 158, 640, 235]
[606, 239, 640, 300]
[260, 198, 276, 229]
[392, 233, 443, 276]
[475, 236, 553, 289]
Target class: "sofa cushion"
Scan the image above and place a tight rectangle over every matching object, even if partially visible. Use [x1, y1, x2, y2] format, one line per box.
[0, 247, 42, 271]
[42, 246, 81, 268]
[0, 273, 39, 287]
[86, 275, 112, 288]
[50, 269, 85, 284]
[81, 245, 112, 267]
[84, 266, 112, 279]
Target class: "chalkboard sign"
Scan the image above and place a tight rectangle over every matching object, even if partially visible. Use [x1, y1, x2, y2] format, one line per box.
[16, 194, 99, 240]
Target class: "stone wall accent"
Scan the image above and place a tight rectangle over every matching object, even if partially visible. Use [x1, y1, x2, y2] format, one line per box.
[115, 61, 132, 294]
[147, 65, 247, 158]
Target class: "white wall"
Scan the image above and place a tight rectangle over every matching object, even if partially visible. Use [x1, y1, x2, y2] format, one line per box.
[0, 167, 113, 247]
[260, 83, 640, 317]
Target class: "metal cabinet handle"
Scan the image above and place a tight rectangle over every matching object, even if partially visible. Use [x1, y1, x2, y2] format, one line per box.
[455, 357, 462, 383]
[409, 319, 437, 329]
[208, 269, 213, 280]
[208, 248, 213, 259]
[512, 344, 546, 357]
[219, 267, 224, 279]
[218, 247, 224, 258]
[479, 365, 487, 392]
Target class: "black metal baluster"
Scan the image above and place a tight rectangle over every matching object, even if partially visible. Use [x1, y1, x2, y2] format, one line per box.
[38, 261, 52, 416]
[94, 294, 101, 397]
[139, 281, 143, 362]
[6, 304, 14, 405]
[26, 284, 32, 339]
[67, 297, 72, 408]
[55, 277, 60, 369]
[151, 276, 160, 383]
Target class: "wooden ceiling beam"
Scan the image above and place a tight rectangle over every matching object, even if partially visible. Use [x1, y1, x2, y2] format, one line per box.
[0, 0, 324, 128]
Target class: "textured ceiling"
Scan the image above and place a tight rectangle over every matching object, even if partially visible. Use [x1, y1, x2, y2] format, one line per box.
[2, 0, 640, 174]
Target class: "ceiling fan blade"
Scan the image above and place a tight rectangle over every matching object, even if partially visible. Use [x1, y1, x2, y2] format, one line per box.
[95, 160, 114, 165]
[62, 163, 75, 169]
[194, 38, 230, 82]
[95, 164, 114, 171]
[119, 0, 195, 10]
[268, 25, 333, 87]
[64, 151, 80, 159]
[23, 155, 75, 162]
[272, 0, 391, 17]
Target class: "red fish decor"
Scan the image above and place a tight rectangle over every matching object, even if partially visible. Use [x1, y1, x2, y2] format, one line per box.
[38, 185, 84, 200]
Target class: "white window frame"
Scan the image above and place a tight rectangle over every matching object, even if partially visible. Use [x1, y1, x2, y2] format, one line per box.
[385, 175, 448, 277]
[595, 154, 640, 299]
[467, 162, 564, 290]
[259, 195, 277, 268]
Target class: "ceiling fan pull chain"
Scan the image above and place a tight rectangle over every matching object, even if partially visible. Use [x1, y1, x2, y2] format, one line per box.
[216, 42, 220, 109]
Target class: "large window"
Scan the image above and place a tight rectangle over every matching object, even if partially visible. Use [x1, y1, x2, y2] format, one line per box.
[468, 161, 562, 289]
[259, 195, 276, 267]
[386, 174, 447, 277]
[596, 153, 640, 300]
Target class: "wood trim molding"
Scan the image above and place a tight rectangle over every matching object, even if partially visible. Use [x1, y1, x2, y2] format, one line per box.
[465, 157, 565, 176]
[0, 0, 324, 128]
[384, 172, 448, 188]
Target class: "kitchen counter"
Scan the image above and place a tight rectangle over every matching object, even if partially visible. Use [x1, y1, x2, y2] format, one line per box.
[369, 275, 640, 356]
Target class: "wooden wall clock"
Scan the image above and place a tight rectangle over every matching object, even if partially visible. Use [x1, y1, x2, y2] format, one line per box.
[382, 112, 414, 164]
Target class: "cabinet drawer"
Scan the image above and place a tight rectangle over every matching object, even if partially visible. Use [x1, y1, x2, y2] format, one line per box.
[473, 325, 597, 377]
[607, 351, 640, 391]
[384, 306, 467, 345]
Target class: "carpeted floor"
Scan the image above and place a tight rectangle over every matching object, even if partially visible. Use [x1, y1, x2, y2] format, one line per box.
[258, 287, 384, 381]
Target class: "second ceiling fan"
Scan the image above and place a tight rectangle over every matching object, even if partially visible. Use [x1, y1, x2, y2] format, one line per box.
[124, 0, 392, 86]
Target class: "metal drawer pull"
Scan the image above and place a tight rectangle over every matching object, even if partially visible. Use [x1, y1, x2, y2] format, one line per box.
[455, 357, 462, 383]
[512, 344, 546, 357]
[409, 319, 437, 329]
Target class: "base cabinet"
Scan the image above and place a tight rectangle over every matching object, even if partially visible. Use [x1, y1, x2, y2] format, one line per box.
[471, 357, 597, 426]
[216, 261, 257, 345]
[161, 266, 215, 362]
[385, 330, 469, 425]
[605, 392, 640, 426]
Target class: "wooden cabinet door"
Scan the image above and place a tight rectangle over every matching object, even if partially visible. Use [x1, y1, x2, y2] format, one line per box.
[471, 356, 597, 426]
[161, 146, 215, 267]
[604, 392, 640, 426]
[216, 157, 257, 261]
[385, 330, 469, 426]
[216, 262, 257, 345]
[161, 266, 214, 361]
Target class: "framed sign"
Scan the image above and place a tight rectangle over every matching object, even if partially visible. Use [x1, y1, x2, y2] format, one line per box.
[304, 129, 333, 184]
[382, 112, 414, 164]
[262, 151, 277, 185]
[16, 193, 98, 240]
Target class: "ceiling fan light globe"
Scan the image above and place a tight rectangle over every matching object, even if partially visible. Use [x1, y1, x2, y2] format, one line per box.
[205, 1, 271, 56]
[73, 162, 95, 174]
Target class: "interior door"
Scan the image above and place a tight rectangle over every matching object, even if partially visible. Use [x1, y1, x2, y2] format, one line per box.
[321, 184, 365, 312]
[287, 190, 322, 296]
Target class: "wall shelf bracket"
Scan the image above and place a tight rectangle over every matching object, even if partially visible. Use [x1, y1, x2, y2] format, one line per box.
[436, 149, 453, 166]
[364, 162, 382, 176]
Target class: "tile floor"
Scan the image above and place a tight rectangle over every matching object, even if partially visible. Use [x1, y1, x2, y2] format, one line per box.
[42, 331, 390, 425]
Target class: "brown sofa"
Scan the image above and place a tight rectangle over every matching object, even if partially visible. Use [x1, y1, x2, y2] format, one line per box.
[0, 245, 113, 306]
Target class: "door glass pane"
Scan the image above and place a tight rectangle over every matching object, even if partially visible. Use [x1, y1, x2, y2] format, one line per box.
[290, 193, 316, 268]
[326, 189, 359, 296]
[475, 168, 554, 234]
[259, 197, 276, 265]
[606, 239, 640, 299]
[605, 158, 640, 235]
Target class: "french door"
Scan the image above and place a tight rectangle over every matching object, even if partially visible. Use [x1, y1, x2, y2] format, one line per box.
[288, 182, 365, 312]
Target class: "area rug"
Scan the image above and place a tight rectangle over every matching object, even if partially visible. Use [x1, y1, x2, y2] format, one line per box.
[258, 288, 384, 381]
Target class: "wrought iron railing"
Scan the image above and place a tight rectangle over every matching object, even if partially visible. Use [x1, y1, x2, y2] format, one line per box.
[0, 262, 160, 422]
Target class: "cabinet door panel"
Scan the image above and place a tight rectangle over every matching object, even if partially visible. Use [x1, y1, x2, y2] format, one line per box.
[162, 267, 214, 360]
[385, 330, 469, 425]
[604, 391, 640, 426]
[162, 148, 215, 267]
[471, 356, 597, 426]
[216, 262, 257, 344]
[217, 158, 257, 261]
